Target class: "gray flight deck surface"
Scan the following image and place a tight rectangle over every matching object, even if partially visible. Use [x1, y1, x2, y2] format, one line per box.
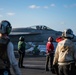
[10, 56, 57, 75]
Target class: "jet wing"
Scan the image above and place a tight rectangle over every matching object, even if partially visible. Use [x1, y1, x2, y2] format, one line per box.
[9, 32, 41, 36]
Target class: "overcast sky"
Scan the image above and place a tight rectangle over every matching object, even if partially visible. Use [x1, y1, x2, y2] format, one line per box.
[0, 0, 76, 34]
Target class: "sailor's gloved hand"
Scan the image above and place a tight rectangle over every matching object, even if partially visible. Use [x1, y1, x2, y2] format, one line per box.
[53, 63, 58, 68]
[52, 64, 56, 68]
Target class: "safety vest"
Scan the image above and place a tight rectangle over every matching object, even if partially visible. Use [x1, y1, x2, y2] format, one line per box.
[0, 37, 10, 69]
[18, 41, 26, 53]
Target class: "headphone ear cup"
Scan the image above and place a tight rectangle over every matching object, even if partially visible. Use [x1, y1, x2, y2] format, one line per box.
[6, 26, 11, 34]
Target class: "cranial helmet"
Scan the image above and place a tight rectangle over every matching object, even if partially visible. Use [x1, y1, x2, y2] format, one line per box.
[0, 20, 12, 35]
[48, 36, 53, 42]
[62, 29, 74, 39]
[19, 36, 25, 41]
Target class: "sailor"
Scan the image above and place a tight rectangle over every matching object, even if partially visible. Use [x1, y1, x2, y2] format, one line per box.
[45, 36, 54, 71]
[53, 29, 76, 75]
[0, 20, 22, 75]
[18, 36, 26, 68]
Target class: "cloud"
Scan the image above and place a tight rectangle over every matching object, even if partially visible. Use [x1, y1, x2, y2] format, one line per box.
[50, 4, 56, 7]
[64, 5, 68, 8]
[29, 5, 40, 9]
[60, 22, 65, 25]
[0, 15, 3, 17]
[43, 6, 49, 9]
[70, 4, 76, 7]
[6, 12, 15, 16]
[64, 4, 76, 8]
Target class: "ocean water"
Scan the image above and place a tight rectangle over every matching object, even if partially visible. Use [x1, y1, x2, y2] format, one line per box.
[26, 42, 58, 53]
[26, 42, 76, 56]
[26, 41, 76, 52]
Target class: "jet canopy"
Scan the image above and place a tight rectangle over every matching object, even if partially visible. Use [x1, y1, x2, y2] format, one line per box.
[26, 25, 51, 30]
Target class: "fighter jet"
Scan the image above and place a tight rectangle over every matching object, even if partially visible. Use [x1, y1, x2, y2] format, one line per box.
[9, 25, 62, 46]
[9, 25, 62, 50]
[9, 25, 76, 56]
[10, 25, 62, 42]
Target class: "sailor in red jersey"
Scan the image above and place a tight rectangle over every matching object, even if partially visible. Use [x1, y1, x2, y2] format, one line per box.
[45, 36, 54, 71]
